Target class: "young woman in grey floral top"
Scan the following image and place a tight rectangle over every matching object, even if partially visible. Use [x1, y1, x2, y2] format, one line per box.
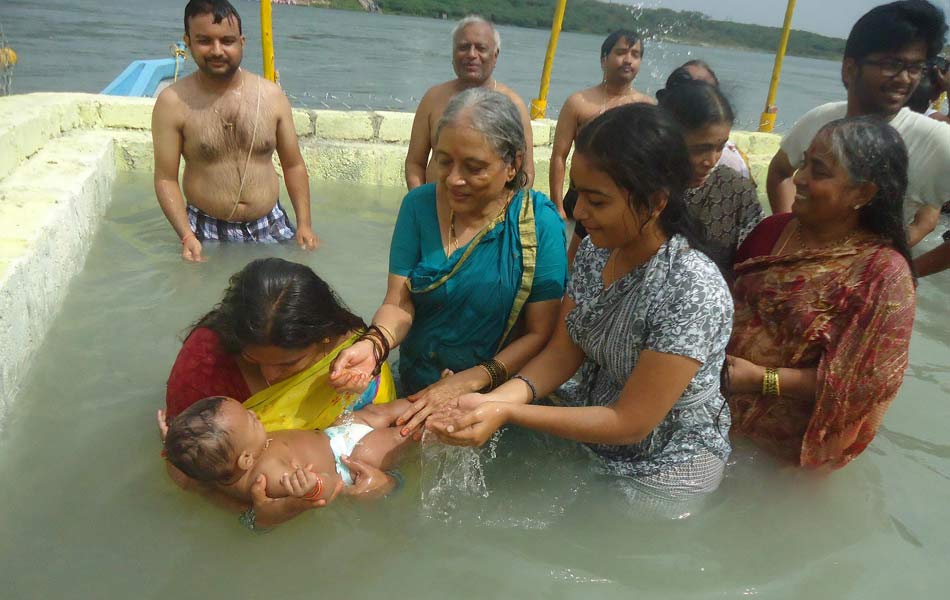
[429, 104, 734, 500]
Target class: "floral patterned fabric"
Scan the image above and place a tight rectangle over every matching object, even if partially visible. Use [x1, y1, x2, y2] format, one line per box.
[559, 235, 734, 488]
[728, 221, 916, 468]
[684, 165, 764, 268]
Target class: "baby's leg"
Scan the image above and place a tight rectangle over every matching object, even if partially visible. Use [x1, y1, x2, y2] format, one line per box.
[348, 398, 413, 429]
[350, 426, 415, 472]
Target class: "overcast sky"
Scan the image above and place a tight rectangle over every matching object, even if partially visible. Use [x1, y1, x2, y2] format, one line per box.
[623, 0, 950, 38]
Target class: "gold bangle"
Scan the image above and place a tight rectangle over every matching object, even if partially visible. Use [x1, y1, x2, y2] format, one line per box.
[476, 364, 494, 391]
[762, 367, 781, 396]
[494, 357, 509, 383]
[477, 359, 508, 391]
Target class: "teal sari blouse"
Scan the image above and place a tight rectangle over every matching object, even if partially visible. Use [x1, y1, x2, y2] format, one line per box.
[389, 184, 567, 395]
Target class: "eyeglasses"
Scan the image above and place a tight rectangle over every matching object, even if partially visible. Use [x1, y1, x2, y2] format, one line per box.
[860, 58, 928, 78]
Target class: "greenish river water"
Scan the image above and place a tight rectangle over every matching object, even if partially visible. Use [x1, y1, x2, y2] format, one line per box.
[0, 174, 948, 598]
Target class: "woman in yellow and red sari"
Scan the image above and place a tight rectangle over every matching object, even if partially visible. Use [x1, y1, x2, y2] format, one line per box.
[726, 117, 917, 469]
[162, 258, 395, 527]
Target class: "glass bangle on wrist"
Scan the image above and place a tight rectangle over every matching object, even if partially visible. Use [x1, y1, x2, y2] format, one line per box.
[512, 374, 538, 403]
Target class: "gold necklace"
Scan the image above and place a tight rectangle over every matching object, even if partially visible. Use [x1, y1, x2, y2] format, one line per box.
[608, 247, 630, 285]
[794, 222, 857, 250]
[449, 209, 460, 252]
[448, 196, 511, 253]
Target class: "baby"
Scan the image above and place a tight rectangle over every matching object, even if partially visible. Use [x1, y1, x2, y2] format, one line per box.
[162, 396, 415, 505]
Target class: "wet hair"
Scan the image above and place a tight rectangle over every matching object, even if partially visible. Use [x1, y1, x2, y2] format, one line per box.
[658, 80, 735, 132]
[164, 396, 235, 483]
[184, 0, 242, 36]
[844, 1, 947, 62]
[190, 258, 366, 354]
[906, 71, 939, 112]
[817, 117, 916, 279]
[436, 87, 527, 191]
[656, 60, 719, 101]
[574, 103, 712, 260]
[452, 15, 501, 51]
[600, 30, 643, 60]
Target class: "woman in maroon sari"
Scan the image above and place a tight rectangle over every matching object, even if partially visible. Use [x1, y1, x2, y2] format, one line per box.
[726, 117, 917, 469]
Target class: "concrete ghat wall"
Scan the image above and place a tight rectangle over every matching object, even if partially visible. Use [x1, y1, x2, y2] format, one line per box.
[0, 92, 781, 411]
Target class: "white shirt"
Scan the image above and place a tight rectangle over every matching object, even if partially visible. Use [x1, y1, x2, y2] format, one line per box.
[717, 140, 751, 179]
[781, 101, 950, 212]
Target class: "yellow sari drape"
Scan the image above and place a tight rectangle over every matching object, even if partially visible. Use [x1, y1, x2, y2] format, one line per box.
[243, 333, 395, 432]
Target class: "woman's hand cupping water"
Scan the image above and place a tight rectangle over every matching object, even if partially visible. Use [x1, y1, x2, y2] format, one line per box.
[394, 372, 488, 437]
[328, 339, 376, 393]
[426, 396, 511, 446]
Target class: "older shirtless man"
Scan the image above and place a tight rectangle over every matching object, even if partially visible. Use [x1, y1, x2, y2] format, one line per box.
[152, 0, 318, 262]
[405, 15, 534, 190]
[550, 30, 654, 257]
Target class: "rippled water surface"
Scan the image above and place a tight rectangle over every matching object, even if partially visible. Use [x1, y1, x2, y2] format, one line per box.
[2, 0, 845, 131]
[0, 174, 948, 598]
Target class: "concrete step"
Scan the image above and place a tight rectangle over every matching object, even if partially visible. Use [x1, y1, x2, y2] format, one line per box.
[0, 129, 116, 413]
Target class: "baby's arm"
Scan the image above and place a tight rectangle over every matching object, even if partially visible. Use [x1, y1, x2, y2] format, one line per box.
[258, 460, 340, 505]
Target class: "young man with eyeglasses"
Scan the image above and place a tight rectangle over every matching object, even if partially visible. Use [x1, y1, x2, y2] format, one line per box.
[766, 0, 949, 252]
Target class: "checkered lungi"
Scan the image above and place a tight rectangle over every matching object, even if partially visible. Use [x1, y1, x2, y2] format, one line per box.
[187, 201, 296, 243]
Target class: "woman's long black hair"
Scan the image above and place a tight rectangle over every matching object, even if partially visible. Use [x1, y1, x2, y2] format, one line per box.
[657, 79, 735, 132]
[189, 258, 366, 353]
[574, 102, 714, 261]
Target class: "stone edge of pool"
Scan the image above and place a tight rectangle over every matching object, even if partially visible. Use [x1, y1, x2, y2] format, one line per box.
[0, 92, 781, 414]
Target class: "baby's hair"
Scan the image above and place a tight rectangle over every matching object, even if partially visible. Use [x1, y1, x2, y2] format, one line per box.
[164, 396, 236, 483]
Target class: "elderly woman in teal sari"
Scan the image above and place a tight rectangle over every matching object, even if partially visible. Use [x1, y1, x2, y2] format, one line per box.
[330, 88, 568, 434]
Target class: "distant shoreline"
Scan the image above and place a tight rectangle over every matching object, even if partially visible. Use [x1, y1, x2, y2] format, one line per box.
[305, 1, 844, 62]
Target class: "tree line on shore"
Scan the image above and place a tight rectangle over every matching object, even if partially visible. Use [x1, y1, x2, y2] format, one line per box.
[318, 0, 845, 61]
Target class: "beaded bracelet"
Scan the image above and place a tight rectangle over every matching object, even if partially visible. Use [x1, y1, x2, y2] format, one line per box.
[762, 367, 781, 397]
[513, 374, 538, 403]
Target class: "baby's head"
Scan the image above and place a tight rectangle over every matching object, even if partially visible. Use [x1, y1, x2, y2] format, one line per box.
[164, 396, 268, 483]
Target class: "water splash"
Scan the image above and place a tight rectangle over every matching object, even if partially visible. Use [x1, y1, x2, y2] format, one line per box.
[418, 430, 498, 522]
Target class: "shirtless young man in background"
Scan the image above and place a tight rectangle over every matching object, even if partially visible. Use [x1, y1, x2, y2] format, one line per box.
[550, 30, 654, 258]
[152, 0, 318, 262]
[405, 15, 534, 190]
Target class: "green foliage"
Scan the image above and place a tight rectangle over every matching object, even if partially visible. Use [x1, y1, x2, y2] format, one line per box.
[337, 0, 844, 60]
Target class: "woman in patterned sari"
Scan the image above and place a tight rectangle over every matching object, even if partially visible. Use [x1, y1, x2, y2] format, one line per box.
[726, 117, 917, 469]
[330, 88, 567, 435]
[429, 104, 734, 502]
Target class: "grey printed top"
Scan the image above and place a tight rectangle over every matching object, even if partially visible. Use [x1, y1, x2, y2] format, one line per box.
[685, 165, 764, 268]
[560, 235, 733, 478]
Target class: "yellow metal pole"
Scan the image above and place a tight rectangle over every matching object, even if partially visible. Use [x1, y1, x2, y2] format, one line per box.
[531, 0, 568, 120]
[759, 0, 797, 132]
[260, 0, 277, 83]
